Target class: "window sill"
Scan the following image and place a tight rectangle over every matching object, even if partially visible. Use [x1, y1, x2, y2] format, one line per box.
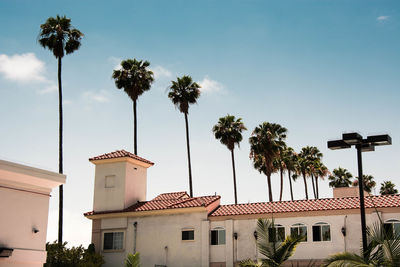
[102, 249, 125, 253]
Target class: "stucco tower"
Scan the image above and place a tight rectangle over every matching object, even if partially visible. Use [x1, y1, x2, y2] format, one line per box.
[89, 150, 154, 212]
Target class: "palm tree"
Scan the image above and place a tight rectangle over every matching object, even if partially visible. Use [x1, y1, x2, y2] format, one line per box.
[168, 75, 201, 197]
[322, 222, 400, 266]
[239, 219, 303, 267]
[112, 59, 154, 155]
[249, 122, 287, 202]
[380, 181, 398, 195]
[313, 161, 329, 199]
[212, 115, 247, 204]
[296, 148, 312, 200]
[38, 15, 83, 244]
[353, 175, 376, 194]
[282, 147, 297, 201]
[328, 167, 353, 188]
[125, 253, 141, 267]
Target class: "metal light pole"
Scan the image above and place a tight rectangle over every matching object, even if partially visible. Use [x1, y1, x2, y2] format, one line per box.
[328, 133, 392, 258]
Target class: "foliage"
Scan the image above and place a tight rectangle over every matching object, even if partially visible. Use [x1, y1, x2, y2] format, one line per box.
[352, 175, 376, 193]
[249, 122, 287, 202]
[112, 59, 154, 102]
[44, 241, 104, 267]
[125, 252, 141, 267]
[213, 115, 247, 151]
[168, 75, 201, 114]
[239, 219, 303, 267]
[39, 15, 84, 58]
[328, 167, 353, 188]
[380, 181, 398, 195]
[322, 222, 400, 267]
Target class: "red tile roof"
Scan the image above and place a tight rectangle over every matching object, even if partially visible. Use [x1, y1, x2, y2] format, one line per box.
[84, 192, 220, 216]
[209, 194, 400, 217]
[89, 150, 154, 165]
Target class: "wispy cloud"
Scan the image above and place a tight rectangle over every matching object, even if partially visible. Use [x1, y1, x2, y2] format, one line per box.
[83, 90, 110, 103]
[108, 56, 122, 71]
[198, 76, 224, 93]
[38, 84, 58, 95]
[0, 53, 47, 82]
[377, 16, 390, 22]
[151, 65, 172, 79]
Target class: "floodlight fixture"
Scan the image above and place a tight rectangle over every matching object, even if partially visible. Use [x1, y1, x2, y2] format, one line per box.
[327, 140, 351, 150]
[366, 134, 392, 146]
[342, 132, 363, 145]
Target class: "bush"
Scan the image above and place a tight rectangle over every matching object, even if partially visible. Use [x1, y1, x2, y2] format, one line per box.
[44, 241, 104, 267]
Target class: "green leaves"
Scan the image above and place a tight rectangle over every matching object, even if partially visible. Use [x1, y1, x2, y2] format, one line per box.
[212, 115, 247, 151]
[125, 253, 141, 267]
[328, 167, 353, 188]
[112, 59, 154, 102]
[168, 75, 201, 114]
[38, 15, 83, 59]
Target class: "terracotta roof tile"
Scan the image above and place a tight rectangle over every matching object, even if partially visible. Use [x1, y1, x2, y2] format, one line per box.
[209, 194, 400, 217]
[89, 150, 154, 165]
[84, 192, 220, 216]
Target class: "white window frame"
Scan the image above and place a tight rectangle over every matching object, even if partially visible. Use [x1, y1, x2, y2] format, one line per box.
[181, 228, 195, 242]
[211, 227, 226, 245]
[102, 230, 125, 252]
[269, 224, 285, 242]
[312, 222, 331, 242]
[290, 223, 308, 242]
[384, 219, 400, 238]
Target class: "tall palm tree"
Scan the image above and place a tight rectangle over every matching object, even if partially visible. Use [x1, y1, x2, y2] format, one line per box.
[353, 175, 376, 194]
[112, 59, 154, 155]
[313, 161, 329, 199]
[249, 122, 287, 202]
[239, 219, 303, 267]
[296, 148, 312, 200]
[328, 167, 353, 188]
[168, 75, 201, 197]
[282, 147, 297, 201]
[38, 15, 83, 244]
[273, 145, 287, 202]
[380, 181, 398, 195]
[212, 115, 247, 204]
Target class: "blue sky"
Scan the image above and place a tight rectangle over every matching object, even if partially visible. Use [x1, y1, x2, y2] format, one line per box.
[1, 0, 399, 247]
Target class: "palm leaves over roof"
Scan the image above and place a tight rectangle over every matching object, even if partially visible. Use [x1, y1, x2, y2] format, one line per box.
[213, 115, 247, 151]
[328, 167, 353, 188]
[38, 15, 83, 58]
[168, 75, 200, 114]
[112, 59, 154, 102]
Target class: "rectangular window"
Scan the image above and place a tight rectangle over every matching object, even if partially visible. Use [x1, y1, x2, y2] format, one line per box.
[313, 224, 331, 242]
[290, 226, 307, 242]
[211, 229, 226, 245]
[105, 175, 115, 188]
[182, 229, 194, 241]
[103, 232, 124, 250]
[269, 226, 285, 242]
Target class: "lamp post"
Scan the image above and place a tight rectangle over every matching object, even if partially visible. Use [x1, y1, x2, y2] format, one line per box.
[327, 133, 392, 257]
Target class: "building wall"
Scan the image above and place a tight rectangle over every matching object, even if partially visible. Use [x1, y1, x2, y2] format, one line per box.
[98, 211, 209, 267]
[209, 211, 385, 265]
[0, 160, 65, 267]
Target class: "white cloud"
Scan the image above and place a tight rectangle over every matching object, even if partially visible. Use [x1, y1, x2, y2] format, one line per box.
[108, 56, 122, 71]
[0, 53, 47, 82]
[38, 84, 58, 95]
[198, 76, 224, 93]
[151, 65, 172, 79]
[377, 16, 389, 22]
[83, 90, 110, 103]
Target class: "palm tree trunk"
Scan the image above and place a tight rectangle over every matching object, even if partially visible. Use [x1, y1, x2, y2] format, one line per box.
[311, 174, 317, 199]
[288, 170, 294, 201]
[57, 57, 63, 245]
[267, 174, 273, 202]
[302, 172, 308, 200]
[184, 113, 193, 197]
[315, 176, 319, 199]
[279, 168, 284, 201]
[231, 149, 238, 204]
[133, 100, 137, 155]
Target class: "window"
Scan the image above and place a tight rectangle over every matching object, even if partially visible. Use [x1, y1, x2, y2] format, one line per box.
[312, 222, 331, 242]
[211, 227, 226, 245]
[290, 223, 307, 242]
[182, 229, 194, 241]
[384, 219, 400, 238]
[105, 175, 115, 188]
[103, 232, 124, 250]
[268, 224, 285, 242]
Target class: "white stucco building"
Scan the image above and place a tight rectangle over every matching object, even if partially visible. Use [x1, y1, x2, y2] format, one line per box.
[0, 159, 66, 267]
[84, 150, 400, 267]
